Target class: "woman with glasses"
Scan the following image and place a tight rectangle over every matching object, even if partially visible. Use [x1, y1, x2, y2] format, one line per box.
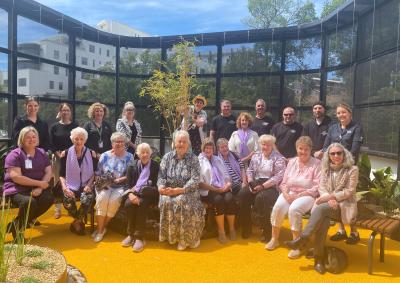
[286, 143, 359, 274]
[116, 101, 142, 155]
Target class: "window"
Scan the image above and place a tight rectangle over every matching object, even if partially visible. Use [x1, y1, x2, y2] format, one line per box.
[106, 49, 110, 57]
[54, 66, 59, 75]
[89, 44, 95, 53]
[49, 80, 54, 89]
[99, 48, 102, 55]
[93, 59, 95, 68]
[18, 78, 26, 87]
[53, 50, 60, 60]
[59, 82, 63, 90]
[66, 53, 69, 62]
[81, 57, 88, 65]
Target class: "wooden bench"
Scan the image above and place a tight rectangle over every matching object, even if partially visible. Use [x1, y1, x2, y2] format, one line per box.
[355, 217, 400, 274]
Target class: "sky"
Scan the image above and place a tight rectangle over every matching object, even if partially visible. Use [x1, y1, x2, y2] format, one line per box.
[34, 0, 326, 36]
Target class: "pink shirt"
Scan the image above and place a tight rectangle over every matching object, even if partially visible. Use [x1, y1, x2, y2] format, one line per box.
[279, 157, 321, 198]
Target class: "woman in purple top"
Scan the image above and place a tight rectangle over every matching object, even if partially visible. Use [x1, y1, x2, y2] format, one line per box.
[3, 126, 54, 238]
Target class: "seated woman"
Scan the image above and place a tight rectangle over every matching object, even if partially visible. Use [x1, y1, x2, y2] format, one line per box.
[121, 143, 159, 252]
[266, 136, 321, 259]
[93, 132, 134, 243]
[286, 143, 359, 274]
[158, 130, 205, 251]
[217, 138, 247, 194]
[199, 138, 236, 244]
[3, 126, 54, 238]
[239, 134, 286, 240]
[59, 127, 96, 235]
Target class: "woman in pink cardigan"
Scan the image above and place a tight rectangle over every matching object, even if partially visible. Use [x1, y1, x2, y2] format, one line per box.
[266, 136, 321, 260]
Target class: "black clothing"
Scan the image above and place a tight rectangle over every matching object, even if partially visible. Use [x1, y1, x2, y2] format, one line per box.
[251, 115, 275, 136]
[49, 121, 79, 152]
[211, 114, 237, 143]
[12, 115, 50, 151]
[271, 122, 303, 158]
[303, 116, 332, 153]
[83, 120, 112, 155]
[201, 191, 237, 216]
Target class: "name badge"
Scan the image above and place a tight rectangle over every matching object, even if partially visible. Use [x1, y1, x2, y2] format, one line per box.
[228, 120, 235, 125]
[262, 122, 269, 126]
[98, 140, 104, 149]
[290, 129, 296, 133]
[25, 159, 33, 169]
[321, 131, 327, 136]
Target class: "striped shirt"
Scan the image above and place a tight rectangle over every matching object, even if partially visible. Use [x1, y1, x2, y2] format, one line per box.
[222, 153, 244, 186]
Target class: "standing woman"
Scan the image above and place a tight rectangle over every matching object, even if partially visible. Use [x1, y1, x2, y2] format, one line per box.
[84, 102, 112, 160]
[116, 101, 142, 155]
[49, 103, 78, 219]
[228, 112, 259, 164]
[12, 96, 50, 151]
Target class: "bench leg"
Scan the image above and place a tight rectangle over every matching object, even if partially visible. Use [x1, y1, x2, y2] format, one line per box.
[380, 233, 385, 263]
[368, 231, 378, 275]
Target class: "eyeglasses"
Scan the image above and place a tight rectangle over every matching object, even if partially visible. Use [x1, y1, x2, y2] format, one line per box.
[113, 140, 125, 144]
[329, 151, 343, 156]
[283, 113, 294, 117]
[125, 109, 135, 112]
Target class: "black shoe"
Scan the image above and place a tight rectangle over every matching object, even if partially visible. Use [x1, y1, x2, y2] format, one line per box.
[241, 229, 251, 239]
[314, 256, 326, 274]
[261, 227, 271, 243]
[285, 236, 309, 250]
[346, 232, 360, 245]
[305, 248, 314, 259]
[330, 231, 347, 241]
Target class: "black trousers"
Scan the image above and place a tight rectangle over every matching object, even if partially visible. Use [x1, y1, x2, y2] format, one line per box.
[202, 191, 237, 216]
[238, 186, 279, 235]
[124, 186, 159, 240]
[9, 189, 54, 230]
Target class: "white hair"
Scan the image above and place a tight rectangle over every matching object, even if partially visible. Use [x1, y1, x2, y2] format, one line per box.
[70, 127, 88, 142]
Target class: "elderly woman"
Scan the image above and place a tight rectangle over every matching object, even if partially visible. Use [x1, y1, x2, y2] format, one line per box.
[228, 112, 259, 164]
[121, 143, 159, 252]
[217, 138, 247, 194]
[116, 101, 142, 155]
[199, 138, 236, 244]
[92, 132, 134, 243]
[59, 127, 96, 235]
[3, 126, 54, 238]
[239, 134, 286, 240]
[286, 143, 359, 274]
[158, 130, 205, 251]
[84, 102, 112, 159]
[266, 136, 321, 259]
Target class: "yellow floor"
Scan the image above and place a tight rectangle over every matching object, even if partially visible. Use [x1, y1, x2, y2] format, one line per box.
[6, 207, 400, 283]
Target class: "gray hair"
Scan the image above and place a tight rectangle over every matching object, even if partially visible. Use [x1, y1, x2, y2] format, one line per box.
[258, 134, 276, 145]
[122, 101, 135, 118]
[136, 142, 152, 156]
[173, 130, 190, 145]
[321, 143, 354, 174]
[216, 138, 229, 148]
[110, 132, 128, 144]
[70, 127, 88, 142]
[256, 99, 266, 106]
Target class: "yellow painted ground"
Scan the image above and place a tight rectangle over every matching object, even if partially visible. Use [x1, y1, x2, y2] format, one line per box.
[6, 206, 400, 282]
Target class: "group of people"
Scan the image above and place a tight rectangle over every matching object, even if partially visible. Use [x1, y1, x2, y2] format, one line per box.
[3, 95, 364, 274]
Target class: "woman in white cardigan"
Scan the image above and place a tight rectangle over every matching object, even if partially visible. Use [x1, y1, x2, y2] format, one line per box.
[228, 112, 259, 164]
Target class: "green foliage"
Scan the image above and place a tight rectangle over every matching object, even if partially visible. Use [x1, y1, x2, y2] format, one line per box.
[30, 260, 54, 270]
[25, 249, 44, 258]
[321, 0, 346, 18]
[0, 144, 15, 185]
[15, 193, 33, 265]
[19, 276, 40, 283]
[0, 197, 14, 282]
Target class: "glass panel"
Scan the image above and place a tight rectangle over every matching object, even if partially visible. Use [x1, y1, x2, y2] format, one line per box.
[74, 104, 116, 129]
[0, 8, 7, 48]
[354, 105, 399, 154]
[0, 53, 8, 92]
[17, 99, 60, 127]
[135, 108, 160, 136]
[326, 67, 354, 107]
[119, 77, 149, 105]
[286, 37, 321, 71]
[76, 71, 115, 103]
[355, 52, 400, 104]
[76, 38, 116, 72]
[327, 26, 356, 67]
[18, 16, 69, 64]
[222, 42, 281, 73]
[120, 47, 161, 74]
[193, 77, 216, 107]
[194, 46, 217, 74]
[221, 76, 280, 108]
[0, 98, 8, 138]
[284, 73, 320, 107]
[296, 109, 314, 125]
[17, 58, 69, 98]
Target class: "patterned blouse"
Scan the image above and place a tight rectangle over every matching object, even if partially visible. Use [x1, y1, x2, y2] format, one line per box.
[157, 150, 200, 193]
[246, 150, 286, 186]
[116, 118, 142, 146]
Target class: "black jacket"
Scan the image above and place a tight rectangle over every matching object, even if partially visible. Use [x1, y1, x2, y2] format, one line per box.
[12, 115, 50, 151]
[126, 159, 159, 189]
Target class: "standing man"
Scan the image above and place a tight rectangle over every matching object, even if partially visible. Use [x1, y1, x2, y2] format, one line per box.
[303, 101, 332, 159]
[210, 100, 237, 143]
[271, 106, 303, 159]
[251, 99, 275, 136]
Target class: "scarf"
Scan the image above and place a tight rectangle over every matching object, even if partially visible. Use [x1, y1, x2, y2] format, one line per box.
[135, 161, 151, 192]
[66, 146, 93, 191]
[237, 129, 251, 158]
[218, 151, 241, 181]
[200, 153, 225, 188]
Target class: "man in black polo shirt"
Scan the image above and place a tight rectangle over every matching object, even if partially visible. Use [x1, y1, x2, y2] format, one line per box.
[251, 99, 275, 136]
[303, 101, 332, 159]
[210, 100, 236, 143]
[271, 106, 303, 158]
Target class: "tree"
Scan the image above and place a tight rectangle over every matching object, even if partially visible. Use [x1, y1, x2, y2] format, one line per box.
[321, 0, 346, 19]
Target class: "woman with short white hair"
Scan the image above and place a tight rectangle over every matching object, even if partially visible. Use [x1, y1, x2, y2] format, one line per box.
[116, 101, 142, 155]
[93, 132, 134, 242]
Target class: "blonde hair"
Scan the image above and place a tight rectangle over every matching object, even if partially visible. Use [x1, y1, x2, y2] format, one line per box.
[17, 126, 39, 147]
[70, 127, 88, 142]
[336, 103, 352, 115]
[321, 143, 354, 174]
[295, 136, 313, 150]
[201, 137, 216, 153]
[87, 102, 108, 119]
[121, 101, 135, 118]
[258, 134, 276, 146]
[236, 112, 253, 128]
[136, 143, 152, 156]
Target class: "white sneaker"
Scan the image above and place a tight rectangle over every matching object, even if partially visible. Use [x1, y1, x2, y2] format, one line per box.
[94, 229, 107, 243]
[288, 249, 301, 259]
[265, 238, 279, 250]
[54, 204, 62, 219]
[177, 243, 187, 251]
[91, 230, 98, 238]
[132, 240, 145, 252]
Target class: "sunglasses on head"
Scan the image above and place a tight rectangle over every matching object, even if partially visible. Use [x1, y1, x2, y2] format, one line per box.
[329, 151, 343, 156]
[283, 113, 294, 116]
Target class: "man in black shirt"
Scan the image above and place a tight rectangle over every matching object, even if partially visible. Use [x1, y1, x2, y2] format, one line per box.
[251, 99, 275, 136]
[271, 107, 303, 158]
[303, 101, 332, 159]
[210, 100, 236, 143]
